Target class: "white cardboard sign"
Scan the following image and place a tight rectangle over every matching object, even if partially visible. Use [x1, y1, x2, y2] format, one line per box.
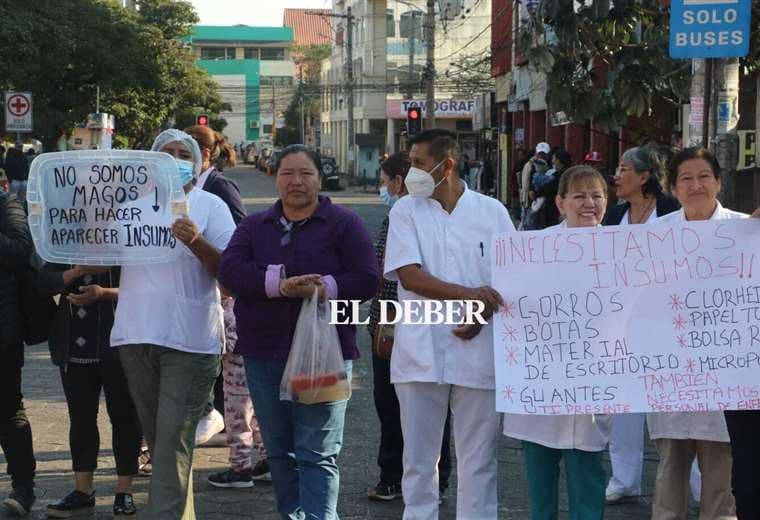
[27, 150, 188, 265]
[492, 219, 760, 415]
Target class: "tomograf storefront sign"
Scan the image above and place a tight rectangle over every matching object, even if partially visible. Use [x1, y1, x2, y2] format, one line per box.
[27, 150, 188, 265]
[492, 219, 760, 415]
[669, 0, 751, 58]
[386, 99, 475, 119]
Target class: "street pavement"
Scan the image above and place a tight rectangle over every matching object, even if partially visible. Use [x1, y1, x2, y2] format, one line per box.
[0, 166, 693, 519]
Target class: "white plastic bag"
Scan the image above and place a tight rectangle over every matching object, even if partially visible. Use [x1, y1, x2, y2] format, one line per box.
[280, 289, 351, 404]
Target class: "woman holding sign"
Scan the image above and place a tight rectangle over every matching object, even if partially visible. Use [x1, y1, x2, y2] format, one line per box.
[602, 145, 681, 505]
[111, 129, 236, 520]
[503, 165, 612, 520]
[648, 147, 744, 520]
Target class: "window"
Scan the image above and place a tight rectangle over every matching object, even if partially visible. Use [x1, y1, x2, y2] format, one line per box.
[260, 76, 293, 86]
[200, 47, 236, 60]
[260, 48, 285, 61]
[263, 124, 273, 134]
[244, 48, 260, 59]
[386, 9, 395, 37]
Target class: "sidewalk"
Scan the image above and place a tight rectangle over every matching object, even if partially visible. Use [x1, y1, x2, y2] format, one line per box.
[2, 339, 677, 519]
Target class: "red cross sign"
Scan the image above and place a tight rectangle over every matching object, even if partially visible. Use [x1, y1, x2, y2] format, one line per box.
[5, 92, 33, 132]
[7, 94, 30, 117]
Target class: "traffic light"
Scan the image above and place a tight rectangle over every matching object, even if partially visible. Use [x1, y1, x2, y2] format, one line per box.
[406, 106, 422, 136]
[196, 114, 209, 126]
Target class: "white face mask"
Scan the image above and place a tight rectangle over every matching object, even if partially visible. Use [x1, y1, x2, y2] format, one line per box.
[405, 159, 446, 198]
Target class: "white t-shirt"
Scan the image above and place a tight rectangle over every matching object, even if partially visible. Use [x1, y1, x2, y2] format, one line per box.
[384, 184, 515, 390]
[111, 188, 235, 355]
[646, 201, 747, 442]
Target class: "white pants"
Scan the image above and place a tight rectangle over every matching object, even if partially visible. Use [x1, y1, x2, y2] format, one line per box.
[395, 382, 500, 520]
[607, 413, 646, 495]
[607, 413, 702, 501]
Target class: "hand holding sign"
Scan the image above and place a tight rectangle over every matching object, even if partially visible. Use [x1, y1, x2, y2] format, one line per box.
[453, 323, 483, 340]
[67, 285, 107, 306]
[171, 217, 200, 246]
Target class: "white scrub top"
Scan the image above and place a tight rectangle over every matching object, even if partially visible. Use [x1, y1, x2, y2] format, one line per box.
[111, 188, 235, 355]
[384, 183, 515, 390]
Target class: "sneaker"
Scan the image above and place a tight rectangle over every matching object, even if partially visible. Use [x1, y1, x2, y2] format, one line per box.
[367, 482, 402, 501]
[251, 459, 271, 482]
[46, 490, 95, 518]
[605, 491, 639, 505]
[208, 468, 254, 489]
[195, 409, 225, 446]
[3, 486, 35, 517]
[113, 493, 137, 518]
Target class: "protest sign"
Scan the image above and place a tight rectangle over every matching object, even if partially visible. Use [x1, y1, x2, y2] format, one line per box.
[492, 219, 760, 415]
[27, 150, 188, 265]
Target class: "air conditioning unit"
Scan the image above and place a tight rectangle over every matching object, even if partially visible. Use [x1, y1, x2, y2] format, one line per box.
[250, 121, 259, 129]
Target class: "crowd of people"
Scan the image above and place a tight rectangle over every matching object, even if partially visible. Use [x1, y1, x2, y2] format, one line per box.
[0, 125, 758, 520]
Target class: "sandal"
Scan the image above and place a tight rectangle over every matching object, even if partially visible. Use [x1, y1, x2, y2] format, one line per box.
[138, 446, 152, 477]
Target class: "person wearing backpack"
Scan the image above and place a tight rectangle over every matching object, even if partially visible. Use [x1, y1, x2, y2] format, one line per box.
[0, 190, 38, 517]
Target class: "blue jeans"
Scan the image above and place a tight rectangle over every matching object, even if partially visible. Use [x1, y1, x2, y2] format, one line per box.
[245, 359, 352, 520]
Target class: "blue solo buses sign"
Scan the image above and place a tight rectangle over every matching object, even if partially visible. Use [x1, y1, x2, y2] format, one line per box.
[669, 0, 751, 59]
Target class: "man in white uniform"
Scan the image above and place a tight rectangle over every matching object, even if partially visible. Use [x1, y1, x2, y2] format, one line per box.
[384, 129, 515, 520]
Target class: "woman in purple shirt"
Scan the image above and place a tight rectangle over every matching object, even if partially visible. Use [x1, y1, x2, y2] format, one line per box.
[218, 145, 378, 519]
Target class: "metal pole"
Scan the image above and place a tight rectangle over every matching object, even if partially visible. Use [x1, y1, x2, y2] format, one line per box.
[407, 13, 415, 100]
[272, 81, 277, 142]
[702, 59, 713, 148]
[299, 68, 305, 144]
[96, 85, 100, 113]
[346, 6, 355, 177]
[425, 0, 435, 128]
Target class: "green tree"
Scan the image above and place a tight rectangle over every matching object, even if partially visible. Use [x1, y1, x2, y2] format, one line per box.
[0, 0, 225, 149]
[517, 0, 692, 133]
[0, 0, 160, 148]
[102, 0, 227, 147]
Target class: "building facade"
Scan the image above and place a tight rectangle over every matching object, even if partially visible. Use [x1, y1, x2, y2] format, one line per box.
[320, 0, 491, 178]
[185, 25, 295, 144]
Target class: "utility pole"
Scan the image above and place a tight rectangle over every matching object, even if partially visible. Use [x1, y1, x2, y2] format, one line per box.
[688, 58, 740, 208]
[299, 68, 306, 145]
[712, 58, 740, 210]
[272, 81, 277, 142]
[407, 12, 416, 100]
[424, 0, 435, 128]
[346, 5, 355, 178]
[306, 7, 355, 176]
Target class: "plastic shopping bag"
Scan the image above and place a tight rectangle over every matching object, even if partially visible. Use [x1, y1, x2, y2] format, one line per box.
[280, 288, 351, 404]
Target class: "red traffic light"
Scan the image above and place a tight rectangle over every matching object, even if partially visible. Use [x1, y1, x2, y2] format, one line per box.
[196, 114, 209, 126]
[406, 106, 422, 136]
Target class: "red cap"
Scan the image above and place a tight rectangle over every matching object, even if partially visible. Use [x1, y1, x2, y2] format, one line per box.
[583, 151, 603, 163]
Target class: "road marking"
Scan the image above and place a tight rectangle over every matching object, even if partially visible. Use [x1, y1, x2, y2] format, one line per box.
[242, 197, 382, 205]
